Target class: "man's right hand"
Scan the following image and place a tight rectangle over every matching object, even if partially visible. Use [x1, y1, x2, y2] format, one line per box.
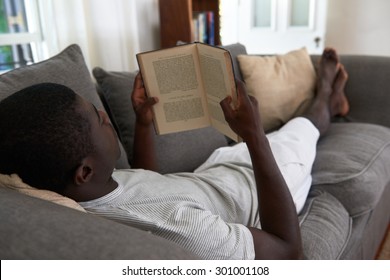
[220, 80, 265, 143]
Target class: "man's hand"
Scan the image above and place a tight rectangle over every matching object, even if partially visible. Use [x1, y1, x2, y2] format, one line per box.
[220, 80, 264, 142]
[131, 72, 158, 126]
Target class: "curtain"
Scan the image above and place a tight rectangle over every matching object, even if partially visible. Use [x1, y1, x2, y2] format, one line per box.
[38, 0, 159, 71]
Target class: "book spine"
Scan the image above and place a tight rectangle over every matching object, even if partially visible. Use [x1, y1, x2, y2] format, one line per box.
[198, 12, 206, 43]
[206, 11, 214, 45]
[192, 17, 199, 42]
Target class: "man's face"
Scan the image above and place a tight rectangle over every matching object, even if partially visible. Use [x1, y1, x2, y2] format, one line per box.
[77, 96, 121, 176]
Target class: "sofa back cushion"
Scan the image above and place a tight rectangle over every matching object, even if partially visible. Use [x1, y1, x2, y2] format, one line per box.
[222, 43, 248, 81]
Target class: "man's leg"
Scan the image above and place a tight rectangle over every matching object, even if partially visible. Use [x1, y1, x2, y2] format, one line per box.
[271, 48, 349, 212]
[266, 117, 319, 213]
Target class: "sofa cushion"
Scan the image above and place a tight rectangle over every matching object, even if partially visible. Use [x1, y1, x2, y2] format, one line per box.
[299, 189, 352, 259]
[93, 68, 138, 163]
[0, 44, 129, 169]
[93, 67, 229, 174]
[237, 48, 316, 132]
[311, 123, 390, 217]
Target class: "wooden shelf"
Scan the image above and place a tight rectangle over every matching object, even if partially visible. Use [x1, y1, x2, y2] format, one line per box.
[159, 0, 220, 48]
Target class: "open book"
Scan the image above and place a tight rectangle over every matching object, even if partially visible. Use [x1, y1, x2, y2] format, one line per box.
[136, 42, 240, 142]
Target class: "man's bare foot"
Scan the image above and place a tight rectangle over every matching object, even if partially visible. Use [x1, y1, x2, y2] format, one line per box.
[302, 48, 341, 135]
[330, 65, 349, 117]
[317, 48, 340, 96]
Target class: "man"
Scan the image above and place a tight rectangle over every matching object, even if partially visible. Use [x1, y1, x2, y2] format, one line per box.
[0, 48, 348, 259]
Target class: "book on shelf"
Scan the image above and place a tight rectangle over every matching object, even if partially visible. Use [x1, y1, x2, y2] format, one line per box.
[192, 11, 215, 45]
[206, 11, 215, 45]
[136, 42, 240, 142]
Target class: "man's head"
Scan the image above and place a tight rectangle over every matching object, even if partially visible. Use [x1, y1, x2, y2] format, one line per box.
[0, 83, 120, 197]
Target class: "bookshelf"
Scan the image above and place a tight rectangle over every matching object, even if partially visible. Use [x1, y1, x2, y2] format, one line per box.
[159, 0, 221, 48]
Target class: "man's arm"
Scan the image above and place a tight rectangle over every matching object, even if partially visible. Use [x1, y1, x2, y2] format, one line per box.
[220, 81, 303, 259]
[131, 73, 159, 171]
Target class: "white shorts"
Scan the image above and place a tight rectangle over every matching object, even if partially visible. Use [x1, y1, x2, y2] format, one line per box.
[197, 117, 320, 213]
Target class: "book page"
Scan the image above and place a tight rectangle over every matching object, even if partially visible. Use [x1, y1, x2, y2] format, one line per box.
[197, 44, 240, 142]
[137, 44, 210, 134]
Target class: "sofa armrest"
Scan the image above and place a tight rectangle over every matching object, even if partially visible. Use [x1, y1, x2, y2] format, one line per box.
[0, 187, 198, 259]
[312, 55, 390, 128]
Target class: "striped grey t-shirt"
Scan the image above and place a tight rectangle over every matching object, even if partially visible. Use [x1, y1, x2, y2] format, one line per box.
[79, 159, 259, 259]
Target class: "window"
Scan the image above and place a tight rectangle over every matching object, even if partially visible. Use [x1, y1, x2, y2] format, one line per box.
[253, 0, 273, 28]
[0, 0, 42, 71]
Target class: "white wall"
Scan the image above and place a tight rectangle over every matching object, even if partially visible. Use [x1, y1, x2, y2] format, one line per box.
[135, 0, 160, 52]
[325, 0, 390, 56]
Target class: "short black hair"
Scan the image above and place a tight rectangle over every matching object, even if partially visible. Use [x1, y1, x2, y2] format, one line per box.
[0, 83, 94, 193]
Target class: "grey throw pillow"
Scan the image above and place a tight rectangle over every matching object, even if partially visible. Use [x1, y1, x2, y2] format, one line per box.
[93, 67, 229, 174]
[0, 44, 130, 169]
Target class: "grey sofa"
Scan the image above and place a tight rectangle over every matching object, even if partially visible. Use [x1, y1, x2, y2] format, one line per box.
[1, 44, 389, 259]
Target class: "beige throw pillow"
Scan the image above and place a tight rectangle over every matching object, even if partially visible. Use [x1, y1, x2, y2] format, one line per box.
[0, 173, 86, 212]
[237, 48, 316, 132]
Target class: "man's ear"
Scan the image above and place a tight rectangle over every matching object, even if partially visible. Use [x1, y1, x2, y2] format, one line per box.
[74, 159, 94, 186]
